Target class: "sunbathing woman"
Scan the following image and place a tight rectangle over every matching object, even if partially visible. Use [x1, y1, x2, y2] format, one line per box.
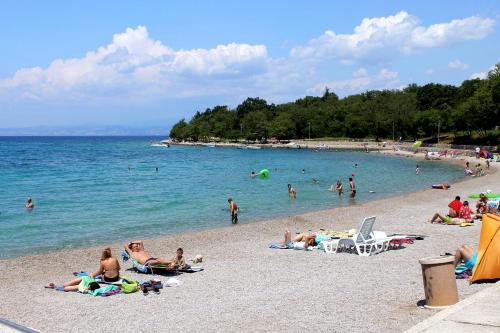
[46, 247, 120, 291]
[276, 230, 317, 250]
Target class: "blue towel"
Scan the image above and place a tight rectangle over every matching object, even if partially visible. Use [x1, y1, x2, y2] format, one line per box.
[269, 242, 291, 249]
[121, 250, 130, 262]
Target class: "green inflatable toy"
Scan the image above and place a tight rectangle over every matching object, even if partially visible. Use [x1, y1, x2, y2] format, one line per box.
[258, 169, 270, 178]
[468, 193, 500, 199]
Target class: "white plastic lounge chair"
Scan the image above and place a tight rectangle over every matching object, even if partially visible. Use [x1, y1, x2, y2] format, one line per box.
[322, 216, 391, 256]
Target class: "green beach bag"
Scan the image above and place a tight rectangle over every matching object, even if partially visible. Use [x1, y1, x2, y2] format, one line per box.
[121, 277, 140, 293]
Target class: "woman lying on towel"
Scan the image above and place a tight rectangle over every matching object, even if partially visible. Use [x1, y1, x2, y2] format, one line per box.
[269, 230, 318, 250]
[45, 247, 121, 291]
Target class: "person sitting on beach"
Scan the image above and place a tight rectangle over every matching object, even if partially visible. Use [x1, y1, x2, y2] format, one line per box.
[25, 197, 34, 209]
[448, 196, 463, 218]
[171, 248, 187, 269]
[476, 201, 500, 219]
[45, 247, 120, 291]
[288, 184, 297, 199]
[429, 201, 473, 224]
[274, 230, 317, 250]
[124, 240, 174, 268]
[476, 193, 488, 214]
[454, 244, 477, 270]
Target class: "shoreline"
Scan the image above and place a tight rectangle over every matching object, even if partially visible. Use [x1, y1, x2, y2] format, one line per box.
[0, 150, 497, 332]
[1, 147, 470, 260]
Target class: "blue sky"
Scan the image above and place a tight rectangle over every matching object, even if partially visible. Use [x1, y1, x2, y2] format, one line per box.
[0, 1, 499, 134]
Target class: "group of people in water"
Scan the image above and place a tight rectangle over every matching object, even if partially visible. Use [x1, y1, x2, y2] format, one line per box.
[46, 241, 187, 291]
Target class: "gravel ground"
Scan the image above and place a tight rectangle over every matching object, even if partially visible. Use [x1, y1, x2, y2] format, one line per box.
[0, 152, 497, 333]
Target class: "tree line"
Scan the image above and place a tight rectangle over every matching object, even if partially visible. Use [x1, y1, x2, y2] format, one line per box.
[170, 64, 500, 144]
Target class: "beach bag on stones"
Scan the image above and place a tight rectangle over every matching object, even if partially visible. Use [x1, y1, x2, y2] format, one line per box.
[121, 277, 140, 293]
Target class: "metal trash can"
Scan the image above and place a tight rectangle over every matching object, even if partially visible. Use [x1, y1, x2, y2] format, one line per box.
[419, 256, 458, 309]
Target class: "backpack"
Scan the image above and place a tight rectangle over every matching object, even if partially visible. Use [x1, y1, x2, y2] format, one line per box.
[120, 277, 140, 293]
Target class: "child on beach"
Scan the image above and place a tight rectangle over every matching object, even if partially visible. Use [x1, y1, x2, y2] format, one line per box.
[172, 248, 186, 269]
[228, 198, 238, 224]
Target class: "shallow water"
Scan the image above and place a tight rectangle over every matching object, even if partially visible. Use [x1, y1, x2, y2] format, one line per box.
[0, 137, 464, 258]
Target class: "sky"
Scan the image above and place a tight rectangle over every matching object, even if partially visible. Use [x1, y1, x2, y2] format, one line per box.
[0, 1, 499, 135]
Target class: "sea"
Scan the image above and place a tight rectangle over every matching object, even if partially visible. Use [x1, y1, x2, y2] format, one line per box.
[0, 136, 465, 258]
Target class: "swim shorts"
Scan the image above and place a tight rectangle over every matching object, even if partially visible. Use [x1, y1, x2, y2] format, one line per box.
[465, 252, 478, 269]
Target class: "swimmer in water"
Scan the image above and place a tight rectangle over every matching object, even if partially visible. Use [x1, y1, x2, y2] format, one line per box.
[301, 169, 305, 174]
[312, 178, 319, 184]
[416, 165, 420, 175]
[288, 184, 297, 199]
[25, 197, 34, 209]
[250, 171, 257, 178]
[349, 177, 356, 198]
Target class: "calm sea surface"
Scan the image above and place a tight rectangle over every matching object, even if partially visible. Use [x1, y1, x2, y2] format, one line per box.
[0, 136, 464, 258]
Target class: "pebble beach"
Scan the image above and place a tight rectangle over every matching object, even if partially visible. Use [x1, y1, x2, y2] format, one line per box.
[0, 150, 497, 333]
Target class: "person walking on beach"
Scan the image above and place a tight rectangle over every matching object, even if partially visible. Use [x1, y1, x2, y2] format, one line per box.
[228, 197, 238, 224]
[25, 197, 34, 209]
[288, 184, 297, 199]
[349, 177, 356, 198]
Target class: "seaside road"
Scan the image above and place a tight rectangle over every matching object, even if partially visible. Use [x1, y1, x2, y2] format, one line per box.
[0, 154, 498, 332]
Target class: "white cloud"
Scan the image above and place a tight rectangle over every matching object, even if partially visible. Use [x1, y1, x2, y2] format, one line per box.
[470, 72, 487, 80]
[309, 68, 400, 95]
[0, 12, 495, 110]
[0, 26, 269, 101]
[353, 68, 368, 77]
[291, 11, 495, 62]
[469, 64, 496, 80]
[449, 59, 468, 70]
[425, 69, 434, 75]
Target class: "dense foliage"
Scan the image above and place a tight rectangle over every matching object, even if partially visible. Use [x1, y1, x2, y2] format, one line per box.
[170, 64, 500, 142]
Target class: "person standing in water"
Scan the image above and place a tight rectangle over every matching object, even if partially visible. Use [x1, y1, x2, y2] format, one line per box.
[25, 197, 34, 209]
[349, 177, 356, 198]
[288, 184, 297, 199]
[228, 198, 238, 224]
[331, 180, 343, 196]
[416, 165, 421, 175]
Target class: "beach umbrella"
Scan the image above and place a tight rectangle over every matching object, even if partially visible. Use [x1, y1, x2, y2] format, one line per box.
[470, 214, 500, 283]
[412, 141, 422, 148]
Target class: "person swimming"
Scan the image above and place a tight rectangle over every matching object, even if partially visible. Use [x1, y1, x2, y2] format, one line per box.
[25, 197, 34, 209]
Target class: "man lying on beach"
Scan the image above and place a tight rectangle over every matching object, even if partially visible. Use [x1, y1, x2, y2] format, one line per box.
[124, 240, 174, 268]
[270, 230, 317, 250]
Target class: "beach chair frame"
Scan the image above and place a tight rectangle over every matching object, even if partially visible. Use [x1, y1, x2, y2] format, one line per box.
[323, 216, 391, 256]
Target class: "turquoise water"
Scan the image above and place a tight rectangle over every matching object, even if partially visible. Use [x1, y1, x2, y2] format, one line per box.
[0, 137, 464, 258]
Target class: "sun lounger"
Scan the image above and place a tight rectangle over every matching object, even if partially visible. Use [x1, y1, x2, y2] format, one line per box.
[121, 251, 177, 274]
[322, 216, 392, 256]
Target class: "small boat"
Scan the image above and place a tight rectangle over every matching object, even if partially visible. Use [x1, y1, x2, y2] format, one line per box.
[246, 145, 261, 150]
[316, 144, 329, 149]
[202, 142, 216, 148]
[150, 141, 170, 147]
[286, 142, 301, 149]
